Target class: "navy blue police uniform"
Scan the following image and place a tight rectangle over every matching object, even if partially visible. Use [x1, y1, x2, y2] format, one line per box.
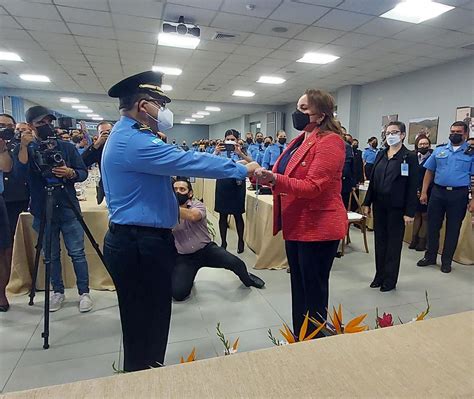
[102, 71, 249, 372]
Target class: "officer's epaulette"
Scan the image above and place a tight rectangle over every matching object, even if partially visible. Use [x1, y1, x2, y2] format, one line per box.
[131, 122, 153, 132]
[436, 142, 447, 147]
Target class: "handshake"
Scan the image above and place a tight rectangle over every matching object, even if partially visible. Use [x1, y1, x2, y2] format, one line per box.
[242, 161, 276, 185]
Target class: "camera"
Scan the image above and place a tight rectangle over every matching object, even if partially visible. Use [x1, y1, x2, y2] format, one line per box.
[33, 138, 65, 178]
[0, 126, 16, 141]
[224, 140, 235, 153]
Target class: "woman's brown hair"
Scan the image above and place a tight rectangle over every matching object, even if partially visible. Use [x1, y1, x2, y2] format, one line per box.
[305, 89, 344, 136]
[415, 134, 431, 150]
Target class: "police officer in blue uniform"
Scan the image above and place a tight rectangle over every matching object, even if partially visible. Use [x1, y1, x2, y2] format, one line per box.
[262, 130, 287, 170]
[417, 121, 474, 273]
[248, 131, 265, 164]
[363, 136, 378, 179]
[101, 71, 259, 372]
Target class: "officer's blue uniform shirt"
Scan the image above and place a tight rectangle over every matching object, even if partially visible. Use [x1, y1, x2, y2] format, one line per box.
[248, 143, 265, 164]
[0, 171, 3, 194]
[362, 146, 377, 164]
[424, 141, 474, 187]
[102, 116, 247, 228]
[206, 146, 215, 154]
[262, 143, 287, 170]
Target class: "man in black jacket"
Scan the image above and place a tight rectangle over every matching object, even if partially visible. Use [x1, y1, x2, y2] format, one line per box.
[81, 121, 113, 204]
[351, 138, 364, 185]
[14, 106, 92, 313]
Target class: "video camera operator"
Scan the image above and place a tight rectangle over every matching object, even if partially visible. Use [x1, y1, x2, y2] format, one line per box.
[81, 121, 113, 204]
[13, 106, 93, 313]
[0, 114, 14, 312]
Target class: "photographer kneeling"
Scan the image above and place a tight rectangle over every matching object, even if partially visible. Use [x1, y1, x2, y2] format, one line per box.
[172, 178, 264, 301]
[14, 106, 92, 313]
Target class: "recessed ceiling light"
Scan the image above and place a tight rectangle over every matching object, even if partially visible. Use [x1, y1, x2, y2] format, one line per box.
[60, 97, 79, 103]
[87, 114, 100, 117]
[92, 117, 104, 121]
[272, 27, 288, 33]
[78, 109, 93, 113]
[257, 76, 286, 84]
[152, 65, 182, 76]
[181, 121, 191, 124]
[185, 118, 196, 122]
[158, 32, 200, 50]
[20, 74, 50, 82]
[191, 114, 205, 119]
[0, 51, 23, 62]
[72, 105, 88, 109]
[297, 52, 339, 64]
[233, 90, 255, 97]
[196, 111, 210, 115]
[380, 0, 454, 24]
[205, 106, 221, 112]
[161, 84, 173, 91]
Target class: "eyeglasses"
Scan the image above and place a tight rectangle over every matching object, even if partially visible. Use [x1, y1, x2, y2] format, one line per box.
[147, 99, 166, 110]
[386, 130, 401, 136]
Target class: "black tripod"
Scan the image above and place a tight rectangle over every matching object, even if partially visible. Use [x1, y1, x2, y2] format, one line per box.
[28, 183, 105, 349]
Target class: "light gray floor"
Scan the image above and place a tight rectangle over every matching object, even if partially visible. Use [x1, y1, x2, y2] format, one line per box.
[1, 216, 473, 393]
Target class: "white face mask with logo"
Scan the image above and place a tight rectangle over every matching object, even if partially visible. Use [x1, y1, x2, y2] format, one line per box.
[386, 134, 401, 147]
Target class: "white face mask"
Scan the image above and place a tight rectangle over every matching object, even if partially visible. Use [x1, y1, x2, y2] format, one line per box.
[386, 134, 401, 147]
[146, 103, 174, 132]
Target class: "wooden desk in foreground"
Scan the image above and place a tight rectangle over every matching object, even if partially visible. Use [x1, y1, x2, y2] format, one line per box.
[3, 311, 473, 398]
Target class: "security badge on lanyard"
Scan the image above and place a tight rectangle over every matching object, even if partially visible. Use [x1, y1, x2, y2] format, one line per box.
[401, 160, 409, 176]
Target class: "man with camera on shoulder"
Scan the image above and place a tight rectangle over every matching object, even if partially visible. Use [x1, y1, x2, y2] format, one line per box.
[14, 106, 92, 313]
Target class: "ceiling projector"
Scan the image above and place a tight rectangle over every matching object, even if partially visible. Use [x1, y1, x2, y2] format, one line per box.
[162, 16, 200, 38]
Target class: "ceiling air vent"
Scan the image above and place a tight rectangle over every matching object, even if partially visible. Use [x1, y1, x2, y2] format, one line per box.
[212, 32, 239, 41]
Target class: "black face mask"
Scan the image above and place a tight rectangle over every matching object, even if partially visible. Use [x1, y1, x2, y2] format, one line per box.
[264, 142, 270, 148]
[352, 144, 359, 150]
[36, 124, 55, 141]
[256, 138, 263, 144]
[449, 133, 463, 145]
[176, 192, 189, 205]
[278, 138, 286, 145]
[246, 138, 253, 144]
[292, 109, 311, 131]
[0, 127, 15, 141]
[418, 148, 430, 155]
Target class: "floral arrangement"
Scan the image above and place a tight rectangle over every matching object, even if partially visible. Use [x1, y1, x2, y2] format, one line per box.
[268, 312, 326, 345]
[180, 348, 197, 363]
[376, 290, 430, 328]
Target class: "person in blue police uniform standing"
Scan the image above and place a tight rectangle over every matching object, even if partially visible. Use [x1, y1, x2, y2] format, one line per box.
[262, 130, 287, 170]
[417, 121, 474, 273]
[363, 136, 378, 179]
[101, 71, 259, 372]
[248, 131, 265, 164]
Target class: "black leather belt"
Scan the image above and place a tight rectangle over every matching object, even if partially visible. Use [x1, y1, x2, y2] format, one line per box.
[109, 222, 170, 235]
[434, 184, 469, 191]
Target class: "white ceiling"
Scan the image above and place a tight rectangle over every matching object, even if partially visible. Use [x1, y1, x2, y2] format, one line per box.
[0, 0, 473, 124]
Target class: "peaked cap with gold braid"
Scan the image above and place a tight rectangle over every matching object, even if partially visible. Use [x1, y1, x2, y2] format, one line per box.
[107, 71, 171, 103]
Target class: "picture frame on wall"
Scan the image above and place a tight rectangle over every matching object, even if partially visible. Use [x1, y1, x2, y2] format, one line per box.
[408, 117, 439, 145]
[381, 114, 398, 132]
[456, 106, 474, 137]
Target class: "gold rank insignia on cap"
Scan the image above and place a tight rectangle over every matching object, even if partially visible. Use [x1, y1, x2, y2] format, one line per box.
[138, 84, 165, 96]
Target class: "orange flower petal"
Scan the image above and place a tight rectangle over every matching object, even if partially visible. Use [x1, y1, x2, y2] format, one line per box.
[304, 321, 326, 341]
[299, 312, 310, 342]
[232, 337, 240, 351]
[345, 314, 368, 331]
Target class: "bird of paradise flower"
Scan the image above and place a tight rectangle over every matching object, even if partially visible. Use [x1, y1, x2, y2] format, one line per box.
[309, 305, 369, 335]
[268, 312, 327, 345]
[180, 347, 197, 363]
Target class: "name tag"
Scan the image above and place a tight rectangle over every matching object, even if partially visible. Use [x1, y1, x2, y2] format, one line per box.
[401, 162, 409, 176]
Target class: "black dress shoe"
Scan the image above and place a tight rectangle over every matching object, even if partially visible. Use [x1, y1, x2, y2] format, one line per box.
[0, 304, 10, 312]
[244, 273, 265, 289]
[441, 264, 452, 273]
[370, 280, 382, 288]
[286, 268, 290, 273]
[417, 257, 436, 267]
[380, 284, 396, 292]
[237, 241, 244, 254]
[408, 238, 418, 249]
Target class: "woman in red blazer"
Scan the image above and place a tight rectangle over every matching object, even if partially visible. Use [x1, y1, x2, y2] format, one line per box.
[256, 89, 347, 335]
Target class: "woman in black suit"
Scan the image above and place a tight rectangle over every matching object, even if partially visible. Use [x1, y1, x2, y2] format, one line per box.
[409, 135, 433, 251]
[362, 121, 418, 292]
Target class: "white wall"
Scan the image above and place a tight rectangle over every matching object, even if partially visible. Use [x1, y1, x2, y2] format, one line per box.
[166, 123, 209, 144]
[356, 56, 474, 146]
[209, 116, 246, 139]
